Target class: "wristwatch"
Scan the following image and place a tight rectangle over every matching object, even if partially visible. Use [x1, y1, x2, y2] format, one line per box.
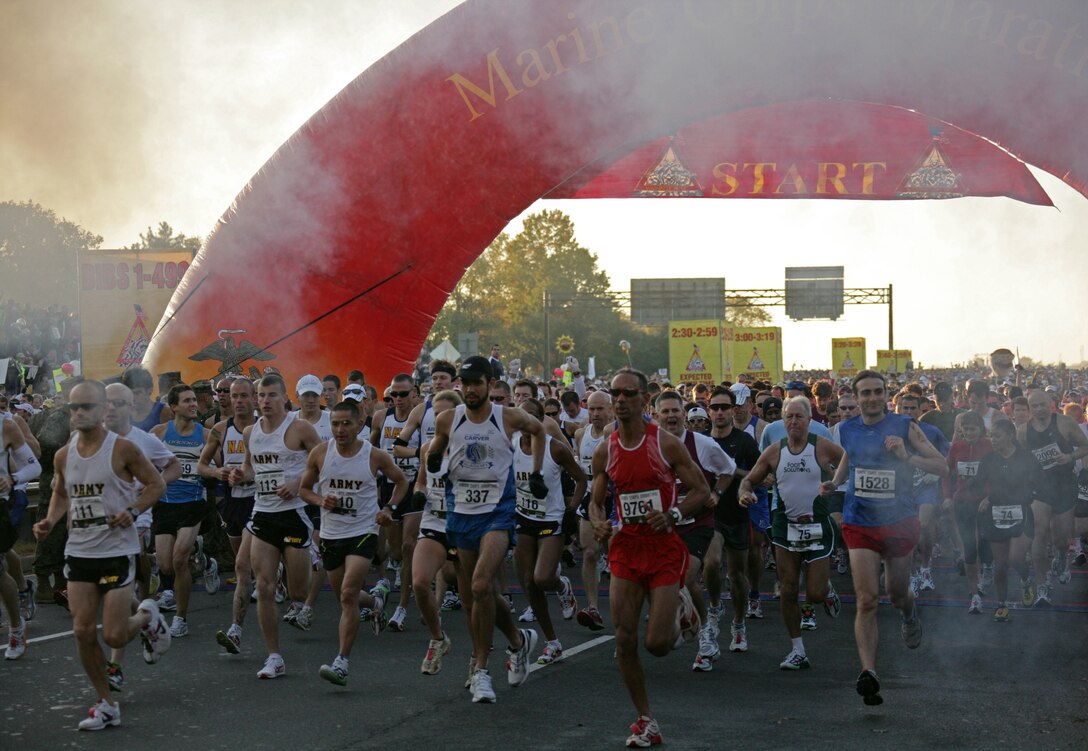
[127, 506, 140, 521]
[668, 507, 684, 525]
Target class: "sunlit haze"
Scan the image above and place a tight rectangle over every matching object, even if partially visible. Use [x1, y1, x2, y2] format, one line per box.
[3, 1, 1084, 369]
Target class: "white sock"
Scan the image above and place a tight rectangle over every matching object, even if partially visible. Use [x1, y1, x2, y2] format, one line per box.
[791, 637, 805, 655]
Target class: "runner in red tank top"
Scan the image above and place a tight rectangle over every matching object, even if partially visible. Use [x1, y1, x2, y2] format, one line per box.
[588, 370, 712, 749]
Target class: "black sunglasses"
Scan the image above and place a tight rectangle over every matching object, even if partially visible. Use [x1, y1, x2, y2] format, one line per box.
[215, 388, 231, 394]
[544, 410, 559, 417]
[609, 388, 641, 398]
[489, 395, 507, 402]
[70, 402, 101, 412]
[389, 390, 411, 398]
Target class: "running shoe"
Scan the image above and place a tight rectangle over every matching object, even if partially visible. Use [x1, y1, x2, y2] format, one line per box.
[517, 606, 536, 623]
[78, 699, 121, 731]
[388, 605, 407, 632]
[274, 563, 287, 603]
[955, 556, 966, 576]
[203, 557, 220, 595]
[764, 548, 777, 571]
[1074, 539, 1087, 566]
[692, 627, 719, 672]
[968, 593, 983, 614]
[319, 656, 349, 686]
[1057, 566, 1072, 585]
[5, 618, 26, 660]
[358, 607, 372, 622]
[920, 567, 936, 591]
[169, 616, 188, 638]
[909, 573, 920, 598]
[800, 604, 817, 631]
[902, 610, 923, 649]
[537, 639, 563, 665]
[597, 553, 610, 576]
[465, 656, 475, 690]
[836, 554, 849, 575]
[19, 579, 36, 622]
[993, 605, 1010, 622]
[561, 548, 576, 569]
[156, 589, 177, 612]
[507, 628, 538, 686]
[106, 661, 124, 692]
[577, 605, 605, 631]
[440, 591, 462, 612]
[1033, 584, 1052, 607]
[191, 536, 206, 573]
[284, 602, 304, 626]
[290, 605, 313, 632]
[471, 667, 496, 703]
[856, 669, 883, 706]
[746, 598, 764, 619]
[216, 625, 241, 654]
[558, 575, 577, 620]
[626, 715, 663, 748]
[370, 580, 390, 635]
[1020, 578, 1035, 608]
[138, 599, 171, 664]
[770, 582, 781, 601]
[824, 585, 842, 618]
[729, 622, 748, 652]
[421, 633, 452, 675]
[676, 588, 701, 644]
[779, 649, 811, 670]
[257, 654, 285, 679]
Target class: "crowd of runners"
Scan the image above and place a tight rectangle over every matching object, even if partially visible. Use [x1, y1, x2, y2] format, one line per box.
[2, 355, 1087, 746]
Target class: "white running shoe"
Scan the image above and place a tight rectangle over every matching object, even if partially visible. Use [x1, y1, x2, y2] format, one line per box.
[676, 588, 701, 645]
[1057, 566, 1072, 585]
[138, 599, 171, 664]
[257, 653, 285, 679]
[282, 601, 302, 624]
[779, 649, 811, 671]
[216, 624, 241, 654]
[558, 576, 577, 620]
[729, 622, 748, 653]
[421, 633, 452, 675]
[78, 699, 121, 731]
[156, 589, 177, 612]
[190, 536, 206, 573]
[507, 628, 538, 686]
[968, 593, 983, 614]
[169, 616, 188, 638]
[471, 667, 496, 703]
[388, 605, 407, 632]
[274, 563, 287, 604]
[319, 656, 348, 686]
[290, 605, 313, 632]
[517, 606, 536, 623]
[203, 557, 220, 595]
[536, 639, 563, 665]
[920, 567, 936, 591]
[4, 617, 27, 660]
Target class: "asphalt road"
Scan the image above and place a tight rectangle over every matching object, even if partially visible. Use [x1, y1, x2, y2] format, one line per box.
[3, 560, 1086, 750]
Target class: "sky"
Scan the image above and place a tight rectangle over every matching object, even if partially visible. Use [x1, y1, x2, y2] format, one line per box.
[2, 0, 1085, 370]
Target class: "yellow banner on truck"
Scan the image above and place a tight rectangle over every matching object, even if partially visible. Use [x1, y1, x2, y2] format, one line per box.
[732, 327, 783, 384]
[832, 338, 866, 379]
[79, 250, 194, 380]
[669, 320, 723, 385]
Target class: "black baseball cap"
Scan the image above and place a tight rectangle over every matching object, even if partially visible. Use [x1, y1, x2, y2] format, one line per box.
[762, 396, 784, 412]
[458, 356, 494, 382]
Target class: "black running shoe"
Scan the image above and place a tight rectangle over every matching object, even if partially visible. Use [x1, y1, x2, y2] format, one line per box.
[856, 669, 883, 706]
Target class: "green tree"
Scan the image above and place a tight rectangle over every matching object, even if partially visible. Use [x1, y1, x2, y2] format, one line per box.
[431, 210, 644, 376]
[0, 200, 103, 303]
[125, 221, 201, 252]
[725, 295, 773, 328]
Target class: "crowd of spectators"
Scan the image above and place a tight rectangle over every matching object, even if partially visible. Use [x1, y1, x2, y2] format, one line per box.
[0, 298, 80, 395]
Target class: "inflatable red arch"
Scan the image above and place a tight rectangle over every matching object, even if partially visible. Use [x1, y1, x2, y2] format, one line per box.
[145, 0, 1088, 387]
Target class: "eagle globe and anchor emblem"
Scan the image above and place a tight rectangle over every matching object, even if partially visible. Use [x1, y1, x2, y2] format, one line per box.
[188, 328, 280, 379]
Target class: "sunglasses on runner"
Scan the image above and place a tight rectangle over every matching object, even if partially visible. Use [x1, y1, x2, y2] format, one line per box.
[69, 402, 101, 412]
[489, 395, 507, 403]
[544, 410, 559, 417]
[215, 388, 231, 394]
[389, 390, 411, 398]
[609, 388, 641, 398]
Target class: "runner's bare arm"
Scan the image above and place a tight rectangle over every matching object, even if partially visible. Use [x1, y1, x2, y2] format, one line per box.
[588, 441, 612, 541]
[374, 450, 408, 526]
[905, 421, 949, 476]
[740, 445, 779, 506]
[32, 445, 70, 538]
[393, 402, 426, 458]
[298, 442, 330, 508]
[553, 439, 586, 509]
[197, 420, 228, 481]
[229, 425, 256, 486]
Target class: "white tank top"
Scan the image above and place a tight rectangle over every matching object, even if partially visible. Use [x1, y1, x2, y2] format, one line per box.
[225, 420, 255, 498]
[250, 413, 306, 512]
[421, 400, 437, 443]
[773, 435, 823, 520]
[295, 410, 333, 442]
[513, 433, 564, 522]
[420, 455, 449, 534]
[578, 426, 606, 480]
[380, 410, 419, 480]
[0, 416, 10, 501]
[64, 432, 140, 558]
[317, 439, 379, 540]
[446, 403, 514, 516]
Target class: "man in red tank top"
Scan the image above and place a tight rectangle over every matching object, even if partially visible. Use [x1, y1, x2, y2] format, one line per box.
[588, 370, 712, 749]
